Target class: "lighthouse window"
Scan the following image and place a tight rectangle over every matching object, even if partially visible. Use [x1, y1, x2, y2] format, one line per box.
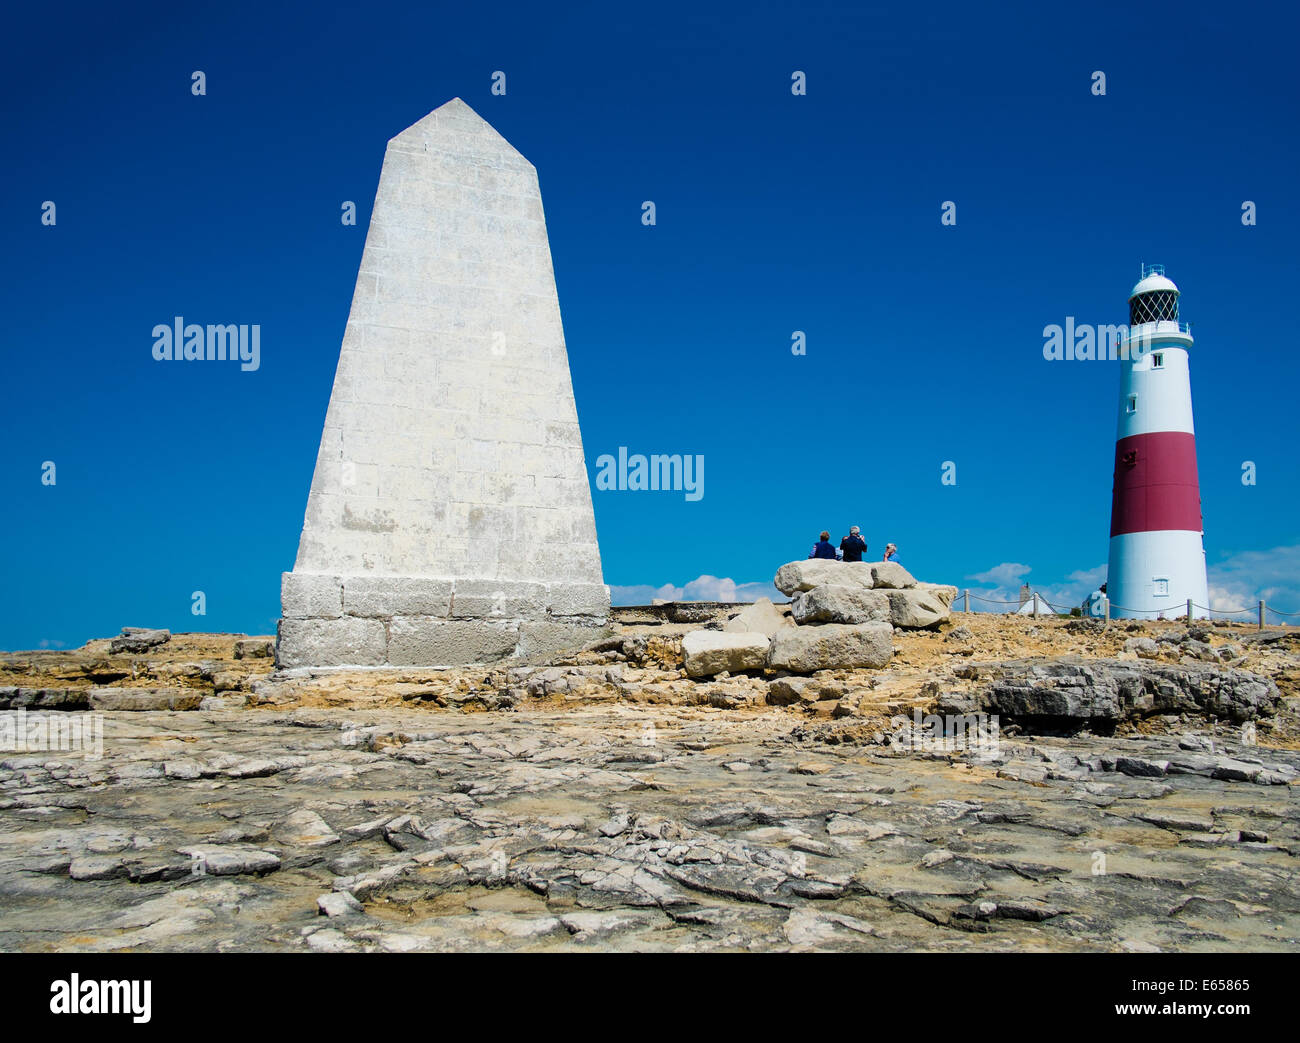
[1153, 578, 1169, 597]
[1126, 394, 1137, 414]
[1152, 353, 1164, 368]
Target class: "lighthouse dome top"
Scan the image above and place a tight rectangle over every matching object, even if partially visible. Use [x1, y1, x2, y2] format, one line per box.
[1129, 264, 1180, 300]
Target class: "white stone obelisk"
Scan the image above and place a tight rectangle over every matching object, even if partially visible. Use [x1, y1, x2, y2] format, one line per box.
[277, 98, 609, 669]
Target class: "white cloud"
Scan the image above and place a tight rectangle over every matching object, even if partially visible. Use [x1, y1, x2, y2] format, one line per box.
[1207, 543, 1300, 619]
[966, 562, 1031, 586]
[1066, 565, 1107, 586]
[962, 561, 1105, 614]
[960, 544, 1300, 619]
[610, 574, 783, 606]
[607, 582, 680, 605]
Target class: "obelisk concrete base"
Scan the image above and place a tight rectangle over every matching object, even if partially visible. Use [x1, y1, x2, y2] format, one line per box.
[277, 573, 609, 669]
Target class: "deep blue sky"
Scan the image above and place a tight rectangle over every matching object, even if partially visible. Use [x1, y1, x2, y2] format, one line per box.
[4, 0, 1298, 648]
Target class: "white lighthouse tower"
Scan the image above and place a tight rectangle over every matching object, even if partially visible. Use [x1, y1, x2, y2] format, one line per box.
[1106, 265, 1208, 619]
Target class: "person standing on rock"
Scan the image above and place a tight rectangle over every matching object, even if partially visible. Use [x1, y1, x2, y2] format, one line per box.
[809, 531, 838, 560]
[839, 526, 867, 562]
[883, 543, 902, 565]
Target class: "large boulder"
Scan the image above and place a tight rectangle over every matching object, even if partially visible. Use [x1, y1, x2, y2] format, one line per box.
[791, 585, 890, 625]
[977, 658, 1282, 726]
[682, 631, 770, 678]
[884, 588, 951, 628]
[768, 623, 893, 672]
[869, 562, 916, 589]
[773, 559, 919, 595]
[723, 598, 791, 638]
[981, 663, 1129, 722]
[110, 627, 171, 654]
[774, 560, 875, 596]
[766, 676, 847, 706]
[234, 638, 275, 660]
[1123, 637, 1161, 659]
[917, 582, 957, 606]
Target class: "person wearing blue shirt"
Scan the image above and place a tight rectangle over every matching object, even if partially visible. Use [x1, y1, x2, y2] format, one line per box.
[809, 531, 837, 560]
[883, 543, 902, 566]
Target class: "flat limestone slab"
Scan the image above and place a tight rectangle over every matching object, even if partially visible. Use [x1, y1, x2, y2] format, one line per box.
[89, 688, 205, 711]
[278, 99, 609, 668]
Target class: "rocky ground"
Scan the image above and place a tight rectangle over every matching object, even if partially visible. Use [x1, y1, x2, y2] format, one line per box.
[1, 609, 1297, 952]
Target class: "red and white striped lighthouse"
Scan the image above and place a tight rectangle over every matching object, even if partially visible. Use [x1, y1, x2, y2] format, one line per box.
[1107, 265, 1208, 618]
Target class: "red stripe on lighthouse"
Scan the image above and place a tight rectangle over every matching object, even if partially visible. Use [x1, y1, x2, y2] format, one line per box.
[1110, 431, 1202, 536]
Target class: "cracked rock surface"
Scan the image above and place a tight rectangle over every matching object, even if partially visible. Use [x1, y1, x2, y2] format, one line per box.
[2, 703, 1297, 952]
[3, 612, 1298, 951]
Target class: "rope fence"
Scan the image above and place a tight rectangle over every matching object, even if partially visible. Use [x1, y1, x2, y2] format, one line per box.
[953, 589, 1297, 630]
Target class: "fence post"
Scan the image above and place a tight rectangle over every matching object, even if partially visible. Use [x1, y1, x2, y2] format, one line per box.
[1102, 598, 1110, 626]
[964, 589, 969, 614]
[1186, 597, 1193, 621]
[1258, 600, 1265, 631]
[1032, 593, 1040, 618]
